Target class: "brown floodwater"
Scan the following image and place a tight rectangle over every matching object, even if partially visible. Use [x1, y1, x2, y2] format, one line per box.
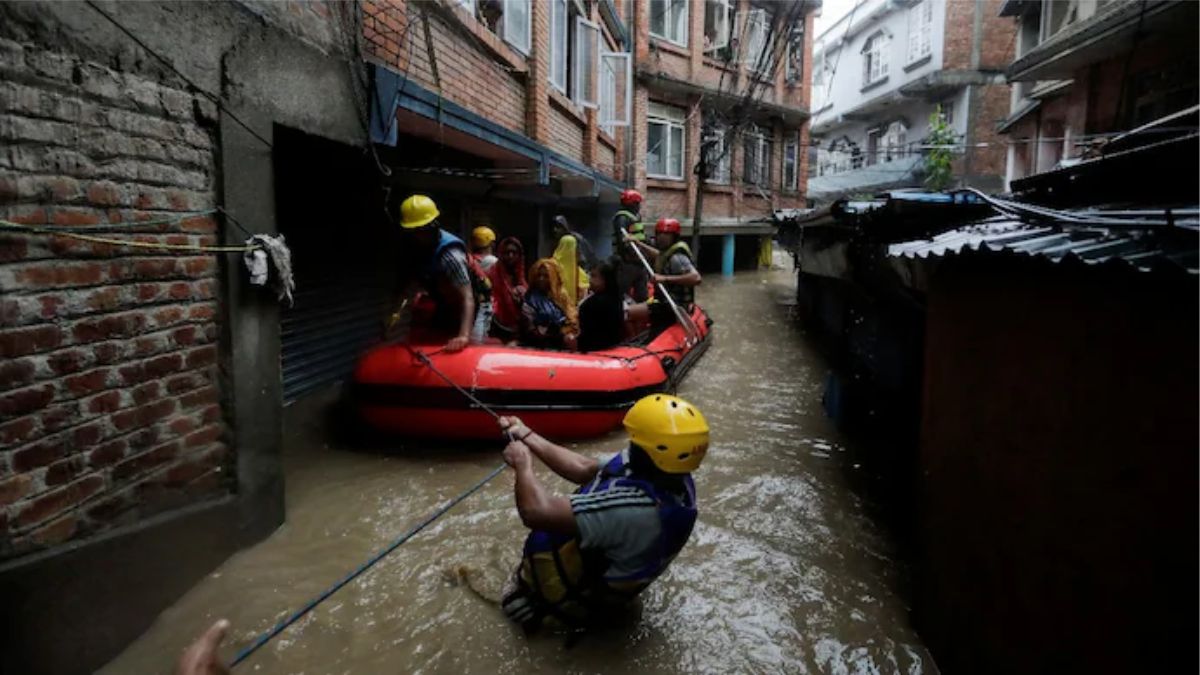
[103, 264, 933, 674]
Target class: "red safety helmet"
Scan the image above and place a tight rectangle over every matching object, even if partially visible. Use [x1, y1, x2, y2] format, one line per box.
[655, 218, 681, 234]
[620, 189, 643, 206]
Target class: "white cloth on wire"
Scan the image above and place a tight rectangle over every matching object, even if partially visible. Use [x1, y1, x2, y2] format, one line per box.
[243, 234, 295, 306]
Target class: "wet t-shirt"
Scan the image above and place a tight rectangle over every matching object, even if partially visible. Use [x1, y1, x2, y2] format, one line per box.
[570, 454, 662, 581]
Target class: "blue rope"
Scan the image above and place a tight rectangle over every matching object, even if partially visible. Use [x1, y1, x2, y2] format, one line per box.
[230, 461, 508, 667]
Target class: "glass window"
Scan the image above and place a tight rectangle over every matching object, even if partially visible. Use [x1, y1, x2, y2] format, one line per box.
[703, 123, 731, 184]
[501, 0, 531, 54]
[647, 102, 687, 179]
[599, 51, 631, 131]
[705, 0, 733, 56]
[650, 0, 689, 47]
[743, 9, 769, 74]
[783, 132, 798, 191]
[742, 125, 772, 187]
[785, 26, 804, 83]
[907, 0, 933, 64]
[862, 33, 888, 86]
[573, 16, 600, 107]
[549, 0, 568, 93]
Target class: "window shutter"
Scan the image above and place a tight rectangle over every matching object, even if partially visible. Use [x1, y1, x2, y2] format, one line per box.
[600, 51, 632, 126]
[573, 16, 600, 107]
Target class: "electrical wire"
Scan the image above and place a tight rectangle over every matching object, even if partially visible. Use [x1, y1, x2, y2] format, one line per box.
[0, 219, 259, 253]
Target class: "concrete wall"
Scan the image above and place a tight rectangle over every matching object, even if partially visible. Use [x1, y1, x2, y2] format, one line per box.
[812, 0, 947, 119]
[914, 253, 1198, 675]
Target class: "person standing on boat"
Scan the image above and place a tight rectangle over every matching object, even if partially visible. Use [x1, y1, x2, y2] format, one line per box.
[488, 236, 527, 344]
[611, 189, 651, 304]
[497, 394, 708, 631]
[392, 194, 493, 353]
[552, 234, 589, 307]
[628, 217, 701, 333]
[470, 226, 499, 274]
[552, 214, 596, 269]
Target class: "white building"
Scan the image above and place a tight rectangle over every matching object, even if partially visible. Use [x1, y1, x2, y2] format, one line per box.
[808, 0, 1014, 203]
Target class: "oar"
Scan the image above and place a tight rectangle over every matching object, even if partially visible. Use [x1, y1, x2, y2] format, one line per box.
[621, 231, 700, 346]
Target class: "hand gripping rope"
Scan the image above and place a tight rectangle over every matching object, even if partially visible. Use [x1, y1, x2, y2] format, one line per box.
[231, 346, 515, 667]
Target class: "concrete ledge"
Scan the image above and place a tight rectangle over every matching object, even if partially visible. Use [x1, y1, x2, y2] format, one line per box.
[0, 497, 250, 675]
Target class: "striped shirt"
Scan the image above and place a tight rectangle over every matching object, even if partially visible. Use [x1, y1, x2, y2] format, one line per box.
[570, 453, 663, 581]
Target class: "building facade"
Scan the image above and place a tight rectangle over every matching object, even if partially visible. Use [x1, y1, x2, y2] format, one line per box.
[997, 0, 1199, 188]
[808, 0, 1014, 203]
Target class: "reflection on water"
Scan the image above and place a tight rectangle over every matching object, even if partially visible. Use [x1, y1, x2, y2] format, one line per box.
[102, 267, 932, 674]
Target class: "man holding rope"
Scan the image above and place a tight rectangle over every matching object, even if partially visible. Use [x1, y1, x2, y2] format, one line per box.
[498, 394, 709, 631]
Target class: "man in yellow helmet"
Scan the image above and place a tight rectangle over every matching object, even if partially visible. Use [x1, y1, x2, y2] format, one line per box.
[496, 394, 708, 630]
[395, 195, 493, 352]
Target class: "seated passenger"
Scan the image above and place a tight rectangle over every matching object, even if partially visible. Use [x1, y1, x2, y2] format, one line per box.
[521, 259, 579, 350]
[577, 261, 626, 352]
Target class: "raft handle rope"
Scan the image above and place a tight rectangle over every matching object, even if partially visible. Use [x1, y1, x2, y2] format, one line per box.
[232, 347, 519, 667]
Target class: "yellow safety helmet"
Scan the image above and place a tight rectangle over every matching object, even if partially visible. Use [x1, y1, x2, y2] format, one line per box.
[400, 194, 440, 229]
[623, 394, 710, 474]
[472, 226, 497, 248]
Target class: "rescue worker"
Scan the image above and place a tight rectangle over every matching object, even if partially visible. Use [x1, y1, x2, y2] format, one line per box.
[471, 226, 499, 274]
[392, 194, 493, 352]
[498, 394, 708, 630]
[610, 189, 650, 303]
[631, 217, 701, 333]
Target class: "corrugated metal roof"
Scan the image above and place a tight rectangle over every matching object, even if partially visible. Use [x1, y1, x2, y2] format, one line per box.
[887, 216, 1199, 274]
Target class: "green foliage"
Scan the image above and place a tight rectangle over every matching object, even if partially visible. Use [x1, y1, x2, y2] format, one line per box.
[924, 105, 956, 191]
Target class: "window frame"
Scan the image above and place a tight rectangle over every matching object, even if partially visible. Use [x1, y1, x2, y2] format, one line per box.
[704, 0, 733, 56]
[549, 0, 569, 94]
[650, 0, 690, 48]
[862, 31, 889, 87]
[742, 124, 773, 188]
[742, 8, 770, 75]
[647, 102, 687, 180]
[906, 0, 933, 65]
[573, 15, 601, 108]
[782, 131, 799, 191]
[703, 122, 731, 184]
[785, 25, 805, 84]
[599, 50, 633, 131]
[500, 0, 532, 55]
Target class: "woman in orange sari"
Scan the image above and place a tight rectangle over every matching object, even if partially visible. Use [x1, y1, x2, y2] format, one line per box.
[520, 258, 579, 350]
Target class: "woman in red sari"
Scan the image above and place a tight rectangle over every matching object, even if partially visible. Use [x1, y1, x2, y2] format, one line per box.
[488, 237, 528, 344]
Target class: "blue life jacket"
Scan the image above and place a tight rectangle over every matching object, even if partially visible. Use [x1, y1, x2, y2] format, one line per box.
[516, 450, 697, 625]
[420, 230, 491, 317]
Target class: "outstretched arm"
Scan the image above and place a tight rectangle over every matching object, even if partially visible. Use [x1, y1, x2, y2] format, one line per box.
[504, 441, 578, 535]
[499, 417, 599, 485]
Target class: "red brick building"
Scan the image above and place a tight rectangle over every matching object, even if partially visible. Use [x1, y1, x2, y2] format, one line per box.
[997, 0, 1198, 187]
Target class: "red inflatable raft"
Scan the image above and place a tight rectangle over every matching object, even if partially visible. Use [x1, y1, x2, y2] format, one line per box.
[352, 305, 713, 440]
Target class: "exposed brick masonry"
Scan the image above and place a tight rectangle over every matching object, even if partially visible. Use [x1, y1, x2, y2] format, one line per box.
[0, 38, 228, 559]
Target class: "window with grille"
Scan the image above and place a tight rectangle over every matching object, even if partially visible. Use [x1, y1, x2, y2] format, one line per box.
[783, 132, 799, 191]
[742, 125, 773, 187]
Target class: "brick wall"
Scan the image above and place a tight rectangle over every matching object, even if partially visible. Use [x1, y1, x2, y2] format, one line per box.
[944, 0, 1014, 70]
[363, 0, 527, 136]
[645, 186, 689, 222]
[597, 139, 617, 178]
[548, 101, 585, 162]
[0, 39, 227, 560]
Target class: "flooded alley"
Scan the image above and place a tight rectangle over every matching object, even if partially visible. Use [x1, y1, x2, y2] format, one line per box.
[103, 267, 931, 674]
